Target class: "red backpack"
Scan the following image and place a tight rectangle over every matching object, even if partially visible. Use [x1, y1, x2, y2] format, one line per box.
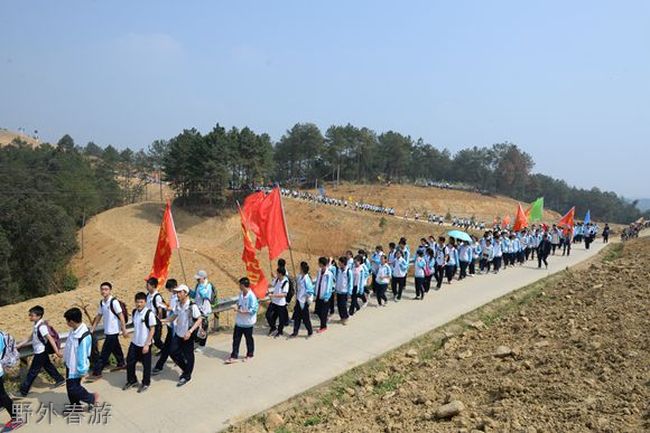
[37, 321, 61, 354]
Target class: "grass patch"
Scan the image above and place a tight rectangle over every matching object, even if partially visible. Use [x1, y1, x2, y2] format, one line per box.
[602, 242, 624, 262]
[373, 373, 404, 395]
[303, 416, 322, 426]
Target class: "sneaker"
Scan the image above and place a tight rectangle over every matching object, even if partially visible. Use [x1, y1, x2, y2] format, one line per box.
[177, 377, 190, 387]
[122, 381, 138, 391]
[53, 379, 66, 388]
[267, 328, 276, 336]
[341, 319, 348, 326]
[151, 368, 163, 376]
[288, 333, 298, 338]
[137, 384, 149, 393]
[224, 358, 238, 365]
[92, 393, 100, 406]
[243, 355, 254, 362]
[85, 374, 102, 382]
[362, 301, 369, 308]
[316, 328, 327, 334]
[110, 364, 126, 372]
[273, 331, 283, 338]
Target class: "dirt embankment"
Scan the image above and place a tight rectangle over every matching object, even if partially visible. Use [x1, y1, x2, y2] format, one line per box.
[232, 237, 650, 433]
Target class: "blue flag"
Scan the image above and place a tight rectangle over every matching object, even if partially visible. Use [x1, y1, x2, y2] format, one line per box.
[584, 209, 591, 224]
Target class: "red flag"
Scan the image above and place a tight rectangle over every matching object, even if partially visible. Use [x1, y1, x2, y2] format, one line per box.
[558, 207, 575, 228]
[524, 205, 532, 221]
[242, 191, 265, 238]
[513, 203, 528, 231]
[502, 215, 511, 227]
[147, 200, 179, 288]
[239, 209, 268, 298]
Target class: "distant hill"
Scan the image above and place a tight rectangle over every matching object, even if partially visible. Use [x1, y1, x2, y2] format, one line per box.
[0, 128, 41, 148]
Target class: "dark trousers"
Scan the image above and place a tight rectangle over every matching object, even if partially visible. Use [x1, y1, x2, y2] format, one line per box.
[65, 371, 95, 406]
[20, 352, 64, 394]
[231, 326, 254, 359]
[126, 343, 151, 386]
[414, 277, 425, 298]
[434, 265, 445, 288]
[479, 258, 491, 272]
[349, 290, 366, 316]
[469, 259, 476, 275]
[390, 277, 406, 299]
[93, 333, 125, 375]
[538, 254, 549, 268]
[153, 322, 164, 350]
[376, 284, 388, 305]
[493, 256, 502, 272]
[530, 248, 536, 259]
[445, 264, 456, 282]
[585, 236, 593, 249]
[336, 293, 349, 319]
[0, 376, 14, 419]
[328, 293, 336, 314]
[424, 275, 433, 292]
[170, 334, 195, 380]
[459, 261, 469, 279]
[562, 242, 571, 256]
[315, 299, 329, 329]
[551, 243, 558, 254]
[293, 302, 313, 335]
[154, 326, 176, 371]
[266, 304, 289, 334]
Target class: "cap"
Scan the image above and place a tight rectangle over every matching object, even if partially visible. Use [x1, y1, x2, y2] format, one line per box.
[173, 284, 190, 293]
[194, 270, 208, 279]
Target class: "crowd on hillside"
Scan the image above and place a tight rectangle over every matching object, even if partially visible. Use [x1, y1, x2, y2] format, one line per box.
[0, 218, 611, 430]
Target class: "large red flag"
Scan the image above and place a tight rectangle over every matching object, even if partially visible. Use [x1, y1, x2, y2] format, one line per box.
[242, 191, 265, 239]
[513, 203, 528, 231]
[558, 207, 575, 228]
[147, 200, 179, 288]
[239, 209, 268, 298]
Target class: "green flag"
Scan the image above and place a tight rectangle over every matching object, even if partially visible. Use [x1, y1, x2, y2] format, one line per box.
[530, 197, 544, 222]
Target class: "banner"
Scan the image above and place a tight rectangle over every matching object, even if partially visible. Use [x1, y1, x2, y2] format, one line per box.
[239, 209, 268, 299]
[513, 203, 528, 231]
[243, 188, 290, 260]
[147, 200, 179, 288]
[558, 207, 576, 228]
[529, 197, 544, 222]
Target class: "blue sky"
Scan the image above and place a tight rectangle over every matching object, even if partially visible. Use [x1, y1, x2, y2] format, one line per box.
[1, 1, 648, 198]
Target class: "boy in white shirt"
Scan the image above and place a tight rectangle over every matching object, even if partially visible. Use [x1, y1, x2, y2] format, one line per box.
[266, 268, 289, 337]
[88, 282, 128, 379]
[164, 285, 202, 387]
[123, 292, 156, 393]
[17, 305, 65, 396]
[153, 279, 178, 375]
[225, 278, 259, 364]
[63, 308, 98, 410]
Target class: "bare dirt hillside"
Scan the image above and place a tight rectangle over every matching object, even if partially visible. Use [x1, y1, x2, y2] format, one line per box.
[0, 129, 40, 148]
[0, 193, 451, 337]
[312, 183, 562, 223]
[231, 237, 650, 433]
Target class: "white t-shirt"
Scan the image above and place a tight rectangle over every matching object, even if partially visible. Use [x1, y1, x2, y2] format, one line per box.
[132, 308, 157, 347]
[97, 296, 122, 335]
[31, 319, 49, 355]
[166, 293, 178, 328]
[146, 291, 165, 315]
[271, 277, 289, 307]
[173, 299, 201, 338]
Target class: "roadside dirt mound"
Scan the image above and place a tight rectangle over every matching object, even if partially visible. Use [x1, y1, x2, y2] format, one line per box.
[232, 237, 650, 433]
[311, 183, 562, 223]
[0, 129, 40, 148]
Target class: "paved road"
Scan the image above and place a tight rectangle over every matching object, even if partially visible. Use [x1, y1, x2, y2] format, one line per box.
[18, 241, 607, 432]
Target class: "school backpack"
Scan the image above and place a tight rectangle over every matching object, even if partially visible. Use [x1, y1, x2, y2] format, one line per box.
[0, 332, 20, 369]
[285, 278, 295, 304]
[152, 293, 167, 320]
[78, 331, 93, 363]
[101, 298, 129, 324]
[131, 309, 154, 330]
[208, 283, 217, 306]
[37, 321, 61, 355]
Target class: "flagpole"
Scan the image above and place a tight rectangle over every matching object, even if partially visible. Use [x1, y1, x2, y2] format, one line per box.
[277, 187, 298, 280]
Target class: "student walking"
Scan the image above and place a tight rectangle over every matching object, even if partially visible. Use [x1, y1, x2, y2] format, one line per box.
[89, 282, 127, 379]
[226, 278, 259, 363]
[152, 279, 178, 375]
[266, 268, 290, 337]
[334, 256, 352, 324]
[17, 306, 65, 396]
[166, 285, 202, 387]
[191, 270, 214, 350]
[537, 233, 552, 269]
[390, 250, 407, 300]
[62, 308, 98, 409]
[349, 256, 369, 315]
[123, 292, 156, 393]
[1, 330, 23, 431]
[413, 250, 426, 299]
[445, 240, 458, 283]
[314, 257, 334, 332]
[434, 237, 447, 289]
[375, 255, 391, 306]
[291, 262, 314, 337]
[145, 277, 166, 352]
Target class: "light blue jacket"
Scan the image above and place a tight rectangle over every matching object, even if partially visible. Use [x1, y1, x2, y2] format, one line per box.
[315, 269, 334, 301]
[235, 291, 259, 328]
[335, 267, 353, 294]
[64, 323, 92, 379]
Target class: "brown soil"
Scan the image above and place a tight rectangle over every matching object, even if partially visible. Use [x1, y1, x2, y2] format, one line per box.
[0, 129, 40, 148]
[231, 237, 650, 433]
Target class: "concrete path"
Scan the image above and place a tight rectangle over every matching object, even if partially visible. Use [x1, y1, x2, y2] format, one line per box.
[17, 241, 607, 432]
